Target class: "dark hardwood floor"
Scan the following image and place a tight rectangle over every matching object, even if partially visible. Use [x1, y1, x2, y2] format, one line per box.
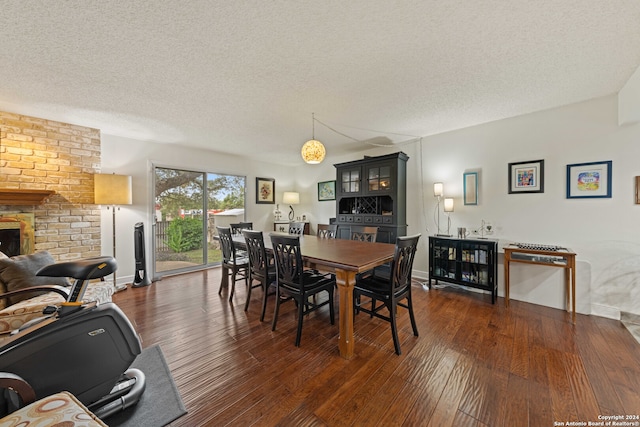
[113, 268, 640, 426]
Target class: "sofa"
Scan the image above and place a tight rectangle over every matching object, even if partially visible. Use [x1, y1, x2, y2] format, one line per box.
[0, 251, 114, 340]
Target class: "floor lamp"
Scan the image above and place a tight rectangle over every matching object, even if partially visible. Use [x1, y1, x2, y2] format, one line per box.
[95, 173, 132, 292]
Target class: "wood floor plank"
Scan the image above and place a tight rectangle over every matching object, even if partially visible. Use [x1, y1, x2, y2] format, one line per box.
[107, 267, 640, 426]
[502, 373, 529, 427]
[426, 352, 472, 427]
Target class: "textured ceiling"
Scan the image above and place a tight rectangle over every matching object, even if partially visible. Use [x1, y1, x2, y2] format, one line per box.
[1, 1, 639, 165]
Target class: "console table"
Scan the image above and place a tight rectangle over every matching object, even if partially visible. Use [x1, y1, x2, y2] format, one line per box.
[503, 244, 577, 323]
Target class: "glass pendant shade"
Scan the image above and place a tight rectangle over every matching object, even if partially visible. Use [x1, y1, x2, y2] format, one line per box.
[301, 139, 326, 164]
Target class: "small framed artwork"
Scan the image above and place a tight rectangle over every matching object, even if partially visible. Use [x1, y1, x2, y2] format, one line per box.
[255, 177, 275, 204]
[508, 159, 544, 194]
[463, 172, 478, 205]
[566, 161, 612, 199]
[318, 180, 336, 201]
[636, 176, 640, 204]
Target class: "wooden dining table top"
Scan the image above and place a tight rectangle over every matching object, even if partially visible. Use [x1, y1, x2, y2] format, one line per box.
[233, 232, 396, 272]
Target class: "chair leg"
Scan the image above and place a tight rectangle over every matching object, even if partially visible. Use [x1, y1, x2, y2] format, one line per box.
[272, 290, 281, 331]
[329, 289, 335, 325]
[390, 304, 401, 355]
[370, 298, 376, 318]
[218, 266, 227, 295]
[229, 269, 236, 302]
[244, 276, 253, 311]
[407, 295, 419, 337]
[295, 299, 305, 347]
[260, 280, 269, 322]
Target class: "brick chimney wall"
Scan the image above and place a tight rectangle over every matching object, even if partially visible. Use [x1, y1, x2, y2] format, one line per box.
[0, 111, 102, 261]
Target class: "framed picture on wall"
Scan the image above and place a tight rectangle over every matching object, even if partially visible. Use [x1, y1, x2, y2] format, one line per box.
[255, 177, 275, 204]
[508, 159, 544, 194]
[566, 160, 612, 199]
[463, 172, 478, 205]
[317, 180, 336, 201]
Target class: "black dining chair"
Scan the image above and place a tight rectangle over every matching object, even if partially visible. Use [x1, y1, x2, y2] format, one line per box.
[270, 234, 335, 347]
[351, 225, 380, 278]
[353, 234, 421, 355]
[316, 224, 338, 239]
[351, 225, 378, 242]
[288, 222, 305, 235]
[242, 229, 277, 321]
[216, 226, 249, 302]
[230, 222, 253, 235]
[230, 222, 253, 257]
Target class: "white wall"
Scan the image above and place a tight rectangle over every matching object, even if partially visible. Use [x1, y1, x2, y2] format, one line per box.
[410, 94, 640, 319]
[99, 136, 297, 284]
[102, 94, 640, 320]
[619, 65, 640, 126]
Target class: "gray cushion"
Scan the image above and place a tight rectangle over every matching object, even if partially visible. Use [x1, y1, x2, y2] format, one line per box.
[0, 251, 71, 305]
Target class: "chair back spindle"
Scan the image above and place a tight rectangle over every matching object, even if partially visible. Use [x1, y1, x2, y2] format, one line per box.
[317, 224, 338, 239]
[288, 222, 305, 236]
[351, 226, 378, 242]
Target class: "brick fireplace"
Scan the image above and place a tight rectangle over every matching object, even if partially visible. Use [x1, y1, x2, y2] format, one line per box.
[0, 111, 102, 261]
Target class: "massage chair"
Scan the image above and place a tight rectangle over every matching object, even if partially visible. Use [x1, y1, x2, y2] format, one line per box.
[0, 256, 145, 419]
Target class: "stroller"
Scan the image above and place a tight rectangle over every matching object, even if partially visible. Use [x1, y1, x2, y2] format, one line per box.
[0, 256, 145, 419]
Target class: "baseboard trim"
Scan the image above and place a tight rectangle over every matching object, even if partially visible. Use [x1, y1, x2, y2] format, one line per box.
[621, 311, 640, 325]
[588, 303, 620, 320]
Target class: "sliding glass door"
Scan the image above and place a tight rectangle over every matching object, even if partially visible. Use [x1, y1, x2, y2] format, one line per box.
[152, 166, 245, 278]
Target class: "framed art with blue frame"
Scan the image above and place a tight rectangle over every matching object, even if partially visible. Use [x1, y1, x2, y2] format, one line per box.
[566, 160, 612, 199]
[463, 172, 478, 205]
[508, 159, 544, 194]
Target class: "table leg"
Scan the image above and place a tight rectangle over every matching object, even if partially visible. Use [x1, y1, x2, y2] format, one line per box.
[504, 252, 510, 307]
[335, 268, 356, 359]
[570, 256, 576, 324]
[565, 265, 570, 312]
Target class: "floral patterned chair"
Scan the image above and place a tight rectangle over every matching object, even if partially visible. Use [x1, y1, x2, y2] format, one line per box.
[0, 372, 107, 426]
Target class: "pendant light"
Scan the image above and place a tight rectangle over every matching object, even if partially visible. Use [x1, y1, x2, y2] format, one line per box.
[301, 113, 326, 164]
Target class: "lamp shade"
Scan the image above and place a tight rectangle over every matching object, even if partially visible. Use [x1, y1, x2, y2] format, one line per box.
[283, 191, 300, 205]
[301, 139, 326, 164]
[433, 182, 444, 197]
[94, 174, 132, 205]
[444, 198, 454, 212]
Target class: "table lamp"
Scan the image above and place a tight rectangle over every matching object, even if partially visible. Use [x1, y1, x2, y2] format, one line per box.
[443, 198, 454, 236]
[283, 192, 300, 221]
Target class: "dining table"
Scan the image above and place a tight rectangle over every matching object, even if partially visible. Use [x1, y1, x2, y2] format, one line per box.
[228, 232, 396, 359]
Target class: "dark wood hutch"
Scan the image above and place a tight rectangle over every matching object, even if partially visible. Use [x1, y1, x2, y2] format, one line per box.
[333, 152, 408, 243]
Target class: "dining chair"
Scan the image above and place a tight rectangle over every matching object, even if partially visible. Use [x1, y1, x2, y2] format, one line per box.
[270, 234, 335, 347]
[353, 234, 421, 355]
[242, 229, 277, 321]
[351, 226, 380, 278]
[288, 222, 305, 235]
[230, 222, 253, 235]
[230, 222, 253, 257]
[316, 224, 338, 239]
[216, 226, 249, 302]
[351, 225, 378, 242]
